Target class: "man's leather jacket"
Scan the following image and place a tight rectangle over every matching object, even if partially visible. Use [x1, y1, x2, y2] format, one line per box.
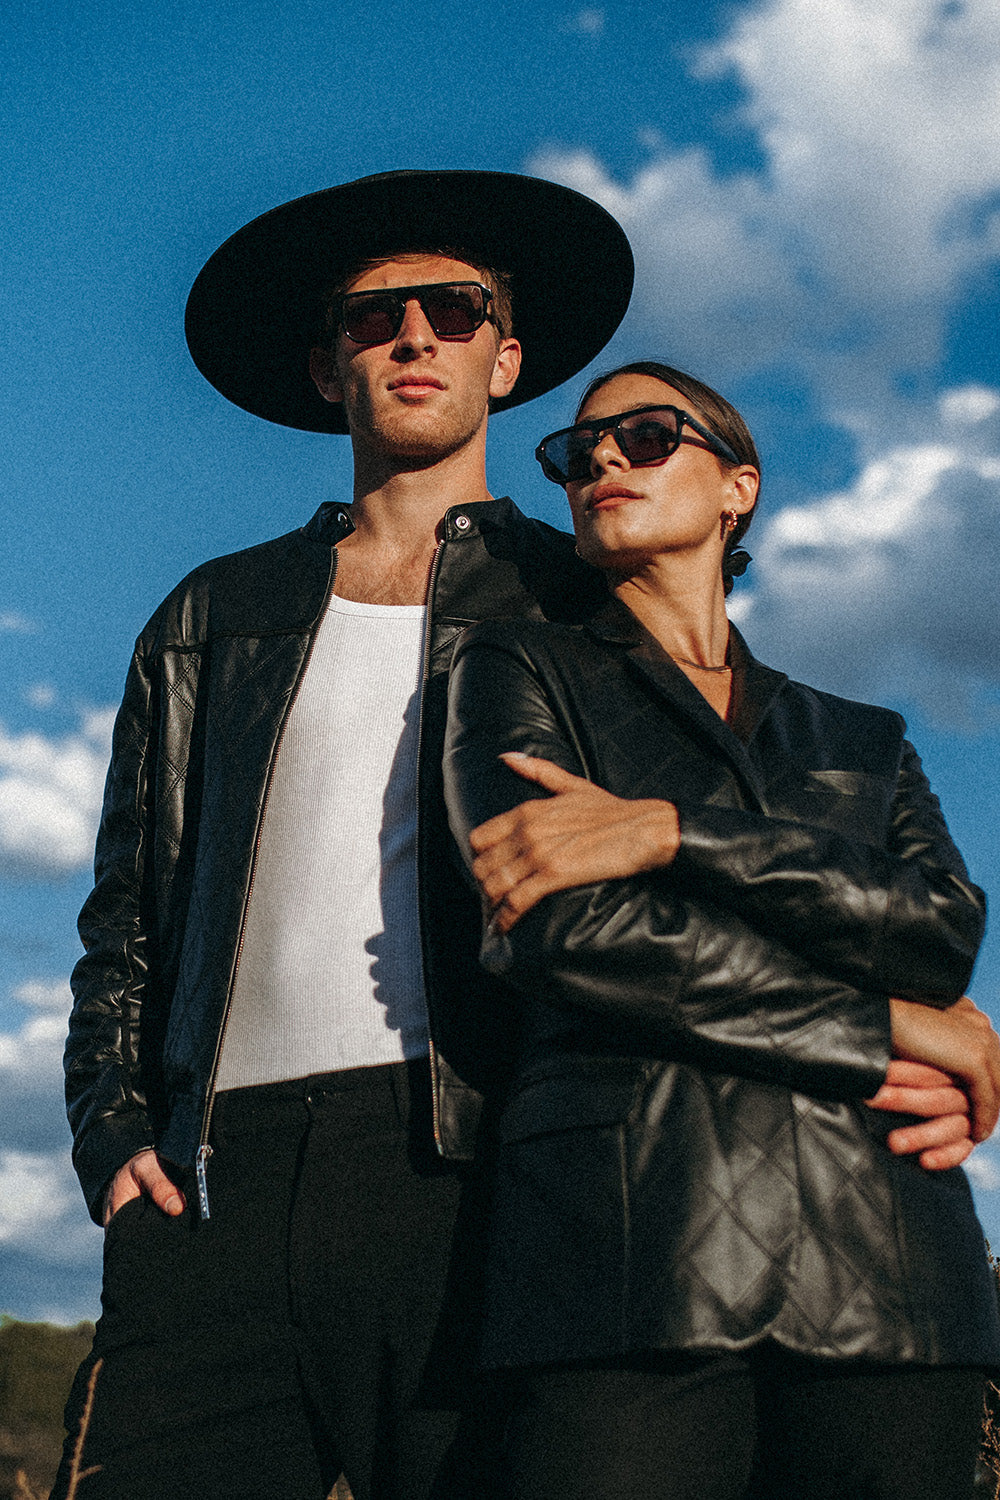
[64, 497, 606, 1222]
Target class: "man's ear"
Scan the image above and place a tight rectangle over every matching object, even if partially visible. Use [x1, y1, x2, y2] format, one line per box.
[489, 338, 522, 401]
[310, 346, 343, 405]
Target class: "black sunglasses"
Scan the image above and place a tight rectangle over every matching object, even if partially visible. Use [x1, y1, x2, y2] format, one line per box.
[535, 404, 740, 486]
[331, 281, 495, 347]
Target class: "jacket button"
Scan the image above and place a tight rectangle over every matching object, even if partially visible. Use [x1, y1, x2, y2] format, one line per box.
[453, 514, 471, 532]
[335, 511, 348, 527]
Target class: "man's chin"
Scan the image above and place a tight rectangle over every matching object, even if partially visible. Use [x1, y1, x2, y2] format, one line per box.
[362, 411, 483, 467]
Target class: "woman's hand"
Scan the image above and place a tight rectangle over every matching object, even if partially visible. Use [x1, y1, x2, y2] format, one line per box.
[886, 996, 1000, 1147]
[469, 752, 680, 934]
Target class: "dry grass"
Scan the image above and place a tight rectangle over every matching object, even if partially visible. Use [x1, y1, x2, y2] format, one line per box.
[980, 1385, 1000, 1500]
[60, 1360, 101, 1500]
[11, 1478, 353, 1500]
[7, 1360, 355, 1499]
[6, 1356, 352, 1494]
[8, 1360, 354, 1500]
[11, 1473, 353, 1499]
[12, 1473, 47, 1500]
[12, 1360, 103, 1500]
[977, 1244, 1000, 1499]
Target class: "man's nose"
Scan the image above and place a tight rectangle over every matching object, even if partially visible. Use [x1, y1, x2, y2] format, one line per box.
[392, 298, 437, 354]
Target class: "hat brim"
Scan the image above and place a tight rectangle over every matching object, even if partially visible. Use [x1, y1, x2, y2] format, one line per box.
[184, 170, 634, 433]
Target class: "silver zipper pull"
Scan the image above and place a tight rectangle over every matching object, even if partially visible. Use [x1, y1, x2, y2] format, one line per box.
[196, 1144, 213, 1220]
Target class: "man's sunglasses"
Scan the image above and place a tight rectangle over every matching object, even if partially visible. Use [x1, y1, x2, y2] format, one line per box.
[535, 404, 740, 486]
[331, 282, 495, 348]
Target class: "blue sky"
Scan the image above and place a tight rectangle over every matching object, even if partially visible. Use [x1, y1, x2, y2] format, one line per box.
[3, 0, 999, 1322]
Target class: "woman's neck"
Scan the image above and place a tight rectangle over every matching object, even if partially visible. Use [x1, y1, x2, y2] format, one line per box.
[612, 562, 732, 670]
[612, 562, 734, 720]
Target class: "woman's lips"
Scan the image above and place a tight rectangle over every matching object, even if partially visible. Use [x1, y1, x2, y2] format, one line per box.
[588, 484, 642, 510]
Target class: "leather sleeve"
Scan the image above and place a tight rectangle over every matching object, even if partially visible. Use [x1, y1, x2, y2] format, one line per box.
[64, 638, 159, 1222]
[675, 744, 985, 1004]
[444, 634, 890, 1100]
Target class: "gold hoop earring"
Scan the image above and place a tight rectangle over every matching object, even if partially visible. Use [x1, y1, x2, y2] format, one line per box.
[721, 510, 739, 538]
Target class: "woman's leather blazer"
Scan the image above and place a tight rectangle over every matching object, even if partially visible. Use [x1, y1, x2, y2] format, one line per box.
[444, 603, 1000, 1369]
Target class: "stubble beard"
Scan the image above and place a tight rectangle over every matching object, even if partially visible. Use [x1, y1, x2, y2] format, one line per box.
[347, 386, 489, 472]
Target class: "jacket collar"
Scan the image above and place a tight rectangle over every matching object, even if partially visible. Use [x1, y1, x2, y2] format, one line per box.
[303, 500, 355, 544]
[303, 494, 525, 548]
[586, 598, 789, 805]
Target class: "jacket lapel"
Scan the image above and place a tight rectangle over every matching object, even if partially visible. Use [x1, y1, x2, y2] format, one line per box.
[586, 605, 784, 811]
[727, 628, 789, 744]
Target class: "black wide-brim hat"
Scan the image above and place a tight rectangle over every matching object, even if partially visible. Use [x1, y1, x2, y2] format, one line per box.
[185, 169, 634, 433]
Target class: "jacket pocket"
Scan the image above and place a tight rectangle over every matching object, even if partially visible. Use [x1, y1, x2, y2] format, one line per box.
[499, 1055, 646, 1144]
[787, 769, 895, 834]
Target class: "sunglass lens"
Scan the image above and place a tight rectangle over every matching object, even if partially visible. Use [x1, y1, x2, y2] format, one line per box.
[539, 433, 585, 484]
[563, 429, 599, 482]
[342, 293, 401, 345]
[618, 410, 680, 464]
[422, 285, 485, 336]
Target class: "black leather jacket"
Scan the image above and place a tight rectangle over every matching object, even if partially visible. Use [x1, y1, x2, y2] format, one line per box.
[444, 606, 1000, 1367]
[64, 496, 606, 1222]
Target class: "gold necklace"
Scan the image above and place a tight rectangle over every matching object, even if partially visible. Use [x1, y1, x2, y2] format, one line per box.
[670, 655, 731, 674]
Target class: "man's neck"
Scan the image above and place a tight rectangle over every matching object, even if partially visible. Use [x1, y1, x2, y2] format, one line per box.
[334, 459, 494, 607]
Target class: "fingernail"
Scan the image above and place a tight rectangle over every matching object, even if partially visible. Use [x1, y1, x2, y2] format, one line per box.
[166, 1193, 183, 1214]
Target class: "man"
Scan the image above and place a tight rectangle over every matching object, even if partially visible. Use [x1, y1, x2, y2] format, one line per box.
[55, 169, 633, 1500]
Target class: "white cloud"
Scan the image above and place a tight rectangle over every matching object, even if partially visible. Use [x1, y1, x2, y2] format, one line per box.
[13, 978, 74, 1012]
[738, 385, 1000, 714]
[0, 611, 38, 634]
[965, 1147, 1000, 1193]
[0, 1007, 67, 1085]
[0, 979, 73, 1152]
[707, 0, 1000, 278]
[0, 708, 114, 878]
[0, 980, 71, 1082]
[531, 0, 1000, 415]
[25, 682, 56, 710]
[940, 386, 1000, 427]
[0, 1149, 94, 1263]
[562, 8, 604, 35]
[0, 979, 99, 1303]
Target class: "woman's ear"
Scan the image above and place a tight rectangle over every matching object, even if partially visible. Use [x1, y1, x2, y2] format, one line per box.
[729, 465, 759, 515]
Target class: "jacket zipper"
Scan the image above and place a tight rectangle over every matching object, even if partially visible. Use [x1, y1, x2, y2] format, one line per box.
[194, 543, 341, 1219]
[414, 533, 447, 1152]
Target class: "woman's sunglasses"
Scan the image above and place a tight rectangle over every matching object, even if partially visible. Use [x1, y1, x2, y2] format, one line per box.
[535, 404, 739, 486]
[331, 282, 495, 348]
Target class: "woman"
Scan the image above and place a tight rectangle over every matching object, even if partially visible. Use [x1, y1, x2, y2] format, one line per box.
[443, 362, 1000, 1500]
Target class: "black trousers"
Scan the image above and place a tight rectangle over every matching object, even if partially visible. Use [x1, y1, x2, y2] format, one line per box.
[54, 1062, 493, 1500]
[499, 1349, 987, 1500]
